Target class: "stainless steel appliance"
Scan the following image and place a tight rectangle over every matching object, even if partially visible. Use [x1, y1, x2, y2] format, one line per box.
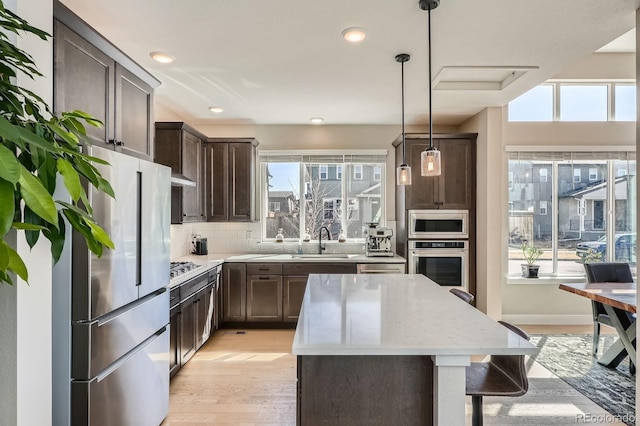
[170, 261, 202, 279]
[53, 146, 171, 426]
[365, 225, 394, 257]
[408, 240, 469, 290]
[357, 263, 405, 274]
[408, 209, 469, 239]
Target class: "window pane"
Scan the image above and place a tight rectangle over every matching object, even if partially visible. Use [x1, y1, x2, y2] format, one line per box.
[508, 85, 553, 121]
[560, 161, 607, 274]
[613, 160, 636, 267]
[560, 85, 607, 121]
[345, 164, 382, 239]
[265, 163, 300, 239]
[615, 85, 636, 121]
[508, 161, 553, 276]
[304, 164, 342, 239]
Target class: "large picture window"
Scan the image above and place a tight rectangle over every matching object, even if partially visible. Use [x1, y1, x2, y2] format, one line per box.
[507, 150, 636, 277]
[259, 151, 386, 241]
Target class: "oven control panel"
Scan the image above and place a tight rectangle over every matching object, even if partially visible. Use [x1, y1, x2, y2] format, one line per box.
[409, 240, 467, 250]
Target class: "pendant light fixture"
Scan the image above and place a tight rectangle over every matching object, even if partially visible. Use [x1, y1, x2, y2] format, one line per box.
[419, 0, 442, 177]
[396, 53, 411, 186]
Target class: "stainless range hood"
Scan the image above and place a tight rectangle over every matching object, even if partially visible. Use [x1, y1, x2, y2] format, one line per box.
[170, 172, 196, 187]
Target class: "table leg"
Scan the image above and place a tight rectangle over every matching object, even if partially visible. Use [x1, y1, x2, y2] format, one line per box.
[597, 305, 636, 369]
[432, 355, 470, 426]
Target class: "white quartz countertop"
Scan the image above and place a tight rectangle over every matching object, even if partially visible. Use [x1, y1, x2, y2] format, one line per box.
[168, 253, 405, 288]
[225, 253, 406, 263]
[292, 274, 538, 357]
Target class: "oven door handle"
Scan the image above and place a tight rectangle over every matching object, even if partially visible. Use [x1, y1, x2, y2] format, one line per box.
[410, 250, 469, 255]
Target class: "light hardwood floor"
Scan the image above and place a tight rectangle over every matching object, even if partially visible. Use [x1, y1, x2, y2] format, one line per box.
[164, 327, 628, 426]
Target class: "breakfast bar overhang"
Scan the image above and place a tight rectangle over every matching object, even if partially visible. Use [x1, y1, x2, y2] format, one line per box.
[292, 274, 538, 425]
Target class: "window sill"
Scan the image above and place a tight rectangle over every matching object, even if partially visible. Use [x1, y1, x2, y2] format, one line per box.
[506, 276, 586, 285]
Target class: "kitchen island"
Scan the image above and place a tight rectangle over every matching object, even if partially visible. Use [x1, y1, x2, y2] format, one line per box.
[292, 274, 537, 426]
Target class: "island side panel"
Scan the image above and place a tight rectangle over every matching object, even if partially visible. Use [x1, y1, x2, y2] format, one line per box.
[297, 355, 434, 425]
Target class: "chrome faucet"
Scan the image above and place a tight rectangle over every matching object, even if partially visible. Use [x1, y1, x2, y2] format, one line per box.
[318, 226, 331, 254]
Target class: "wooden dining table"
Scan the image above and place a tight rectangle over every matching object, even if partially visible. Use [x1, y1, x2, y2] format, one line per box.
[559, 282, 636, 370]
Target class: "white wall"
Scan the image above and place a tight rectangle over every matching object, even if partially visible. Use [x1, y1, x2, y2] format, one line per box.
[0, 1, 54, 425]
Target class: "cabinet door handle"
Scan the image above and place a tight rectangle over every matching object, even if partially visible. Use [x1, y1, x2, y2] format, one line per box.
[107, 139, 116, 145]
[115, 140, 125, 146]
[259, 276, 270, 280]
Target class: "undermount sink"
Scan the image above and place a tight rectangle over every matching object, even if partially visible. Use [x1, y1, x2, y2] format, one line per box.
[291, 254, 358, 259]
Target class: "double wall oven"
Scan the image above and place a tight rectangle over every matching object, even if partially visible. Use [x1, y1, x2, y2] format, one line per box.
[407, 209, 469, 290]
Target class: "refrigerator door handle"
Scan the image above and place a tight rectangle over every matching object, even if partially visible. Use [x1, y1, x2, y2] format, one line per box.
[95, 326, 168, 382]
[136, 171, 142, 286]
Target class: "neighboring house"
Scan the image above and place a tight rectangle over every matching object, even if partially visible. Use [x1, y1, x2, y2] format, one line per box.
[508, 161, 634, 246]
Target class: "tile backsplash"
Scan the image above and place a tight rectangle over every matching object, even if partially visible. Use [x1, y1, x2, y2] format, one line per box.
[170, 221, 397, 259]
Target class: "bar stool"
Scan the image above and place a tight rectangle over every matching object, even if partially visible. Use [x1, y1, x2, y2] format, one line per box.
[466, 321, 530, 426]
[449, 288, 475, 305]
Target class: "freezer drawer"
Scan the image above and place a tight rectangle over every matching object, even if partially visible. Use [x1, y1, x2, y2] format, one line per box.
[72, 289, 168, 380]
[71, 326, 169, 426]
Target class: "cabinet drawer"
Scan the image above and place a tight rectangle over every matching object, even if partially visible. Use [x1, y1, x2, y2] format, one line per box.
[247, 263, 282, 275]
[179, 272, 208, 302]
[282, 263, 356, 276]
[169, 286, 181, 309]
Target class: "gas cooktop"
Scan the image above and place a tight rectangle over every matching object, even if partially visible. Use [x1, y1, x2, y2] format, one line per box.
[169, 261, 201, 278]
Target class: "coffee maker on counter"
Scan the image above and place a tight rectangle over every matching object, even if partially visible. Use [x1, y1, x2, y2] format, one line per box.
[364, 223, 394, 257]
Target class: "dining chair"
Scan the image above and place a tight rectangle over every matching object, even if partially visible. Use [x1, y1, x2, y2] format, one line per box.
[583, 262, 634, 356]
[465, 321, 530, 426]
[449, 288, 475, 305]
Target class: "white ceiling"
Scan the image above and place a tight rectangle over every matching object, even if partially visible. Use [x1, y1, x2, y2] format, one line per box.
[61, 0, 639, 126]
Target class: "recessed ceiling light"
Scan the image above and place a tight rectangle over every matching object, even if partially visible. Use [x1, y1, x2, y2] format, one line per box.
[149, 51, 174, 64]
[310, 117, 324, 124]
[209, 106, 224, 113]
[342, 27, 367, 43]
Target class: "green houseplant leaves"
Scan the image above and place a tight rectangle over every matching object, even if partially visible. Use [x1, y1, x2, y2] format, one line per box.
[0, 2, 114, 285]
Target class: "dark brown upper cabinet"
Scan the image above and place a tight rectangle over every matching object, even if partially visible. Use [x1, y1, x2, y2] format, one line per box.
[203, 138, 258, 222]
[53, 4, 159, 160]
[155, 122, 206, 224]
[394, 134, 477, 211]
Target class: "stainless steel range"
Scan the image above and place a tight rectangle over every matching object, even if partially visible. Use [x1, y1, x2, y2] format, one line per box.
[170, 261, 201, 278]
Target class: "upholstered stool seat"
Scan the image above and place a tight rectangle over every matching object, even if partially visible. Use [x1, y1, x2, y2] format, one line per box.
[466, 321, 529, 426]
[449, 288, 475, 304]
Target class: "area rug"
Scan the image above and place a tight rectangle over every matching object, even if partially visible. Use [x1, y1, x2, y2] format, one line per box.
[530, 334, 635, 425]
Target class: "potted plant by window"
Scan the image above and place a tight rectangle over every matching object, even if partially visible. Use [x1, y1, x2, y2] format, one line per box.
[521, 243, 543, 278]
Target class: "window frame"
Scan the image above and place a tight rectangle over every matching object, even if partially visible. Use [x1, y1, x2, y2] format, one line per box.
[506, 149, 636, 278]
[354, 164, 363, 180]
[258, 150, 387, 242]
[508, 82, 636, 122]
[319, 164, 328, 180]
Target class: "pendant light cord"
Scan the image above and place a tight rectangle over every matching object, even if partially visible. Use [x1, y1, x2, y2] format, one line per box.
[428, 8, 433, 150]
[401, 59, 406, 164]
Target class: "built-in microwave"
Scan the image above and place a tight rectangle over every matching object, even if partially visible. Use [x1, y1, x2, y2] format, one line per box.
[408, 209, 469, 240]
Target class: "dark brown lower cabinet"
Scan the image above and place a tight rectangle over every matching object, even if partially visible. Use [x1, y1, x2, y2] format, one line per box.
[283, 276, 308, 323]
[179, 293, 198, 366]
[221, 262, 358, 327]
[169, 303, 181, 379]
[170, 266, 220, 379]
[223, 263, 247, 322]
[247, 275, 283, 321]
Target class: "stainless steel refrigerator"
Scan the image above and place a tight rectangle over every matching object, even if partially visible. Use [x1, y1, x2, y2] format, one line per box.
[53, 146, 171, 426]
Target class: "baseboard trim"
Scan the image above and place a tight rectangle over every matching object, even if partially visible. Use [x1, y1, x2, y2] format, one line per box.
[501, 314, 592, 325]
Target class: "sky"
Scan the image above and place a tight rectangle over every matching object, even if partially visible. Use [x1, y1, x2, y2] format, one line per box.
[268, 163, 300, 194]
